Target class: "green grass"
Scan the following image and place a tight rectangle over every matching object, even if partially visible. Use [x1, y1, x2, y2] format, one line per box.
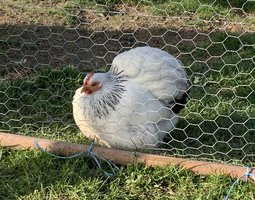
[1, 148, 255, 200]
[0, 67, 82, 133]
[166, 31, 255, 163]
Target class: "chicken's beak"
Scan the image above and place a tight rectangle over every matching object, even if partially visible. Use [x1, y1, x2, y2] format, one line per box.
[80, 85, 91, 93]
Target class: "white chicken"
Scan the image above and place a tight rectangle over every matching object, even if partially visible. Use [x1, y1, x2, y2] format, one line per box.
[73, 46, 189, 149]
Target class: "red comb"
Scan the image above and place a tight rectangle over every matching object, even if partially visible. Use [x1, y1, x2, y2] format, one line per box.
[84, 72, 94, 85]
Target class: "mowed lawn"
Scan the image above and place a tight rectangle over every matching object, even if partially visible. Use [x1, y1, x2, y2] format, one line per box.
[1, 0, 255, 199]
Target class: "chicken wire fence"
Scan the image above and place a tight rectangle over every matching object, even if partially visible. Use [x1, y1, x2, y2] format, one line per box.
[0, 0, 254, 165]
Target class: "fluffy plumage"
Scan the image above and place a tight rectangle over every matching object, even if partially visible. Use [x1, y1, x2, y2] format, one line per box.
[73, 46, 189, 149]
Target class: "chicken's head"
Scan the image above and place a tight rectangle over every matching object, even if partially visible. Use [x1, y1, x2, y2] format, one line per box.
[81, 72, 108, 95]
[81, 72, 100, 95]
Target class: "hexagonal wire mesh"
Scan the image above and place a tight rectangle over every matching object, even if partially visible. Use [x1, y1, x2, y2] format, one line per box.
[0, 0, 254, 165]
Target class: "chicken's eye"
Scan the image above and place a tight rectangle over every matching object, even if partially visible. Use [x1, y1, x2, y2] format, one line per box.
[91, 82, 98, 87]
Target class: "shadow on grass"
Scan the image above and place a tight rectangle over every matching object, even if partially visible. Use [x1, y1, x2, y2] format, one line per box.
[207, 0, 255, 12]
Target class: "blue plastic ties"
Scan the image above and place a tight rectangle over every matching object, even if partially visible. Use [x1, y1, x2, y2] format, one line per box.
[34, 140, 85, 159]
[225, 166, 255, 200]
[86, 142, 119, 177]
[34, 140, 119, 177]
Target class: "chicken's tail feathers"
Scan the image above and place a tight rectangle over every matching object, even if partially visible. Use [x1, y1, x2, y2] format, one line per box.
[168, 90, 189, 114]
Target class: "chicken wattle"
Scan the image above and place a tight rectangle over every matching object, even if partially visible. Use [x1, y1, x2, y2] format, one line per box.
[73, 46, 189, 149]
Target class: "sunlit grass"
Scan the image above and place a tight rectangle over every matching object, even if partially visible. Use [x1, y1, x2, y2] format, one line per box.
[1, 148, 255, 200]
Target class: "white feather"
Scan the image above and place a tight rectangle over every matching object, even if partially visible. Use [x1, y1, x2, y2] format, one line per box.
[112, 46, 188, 101]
